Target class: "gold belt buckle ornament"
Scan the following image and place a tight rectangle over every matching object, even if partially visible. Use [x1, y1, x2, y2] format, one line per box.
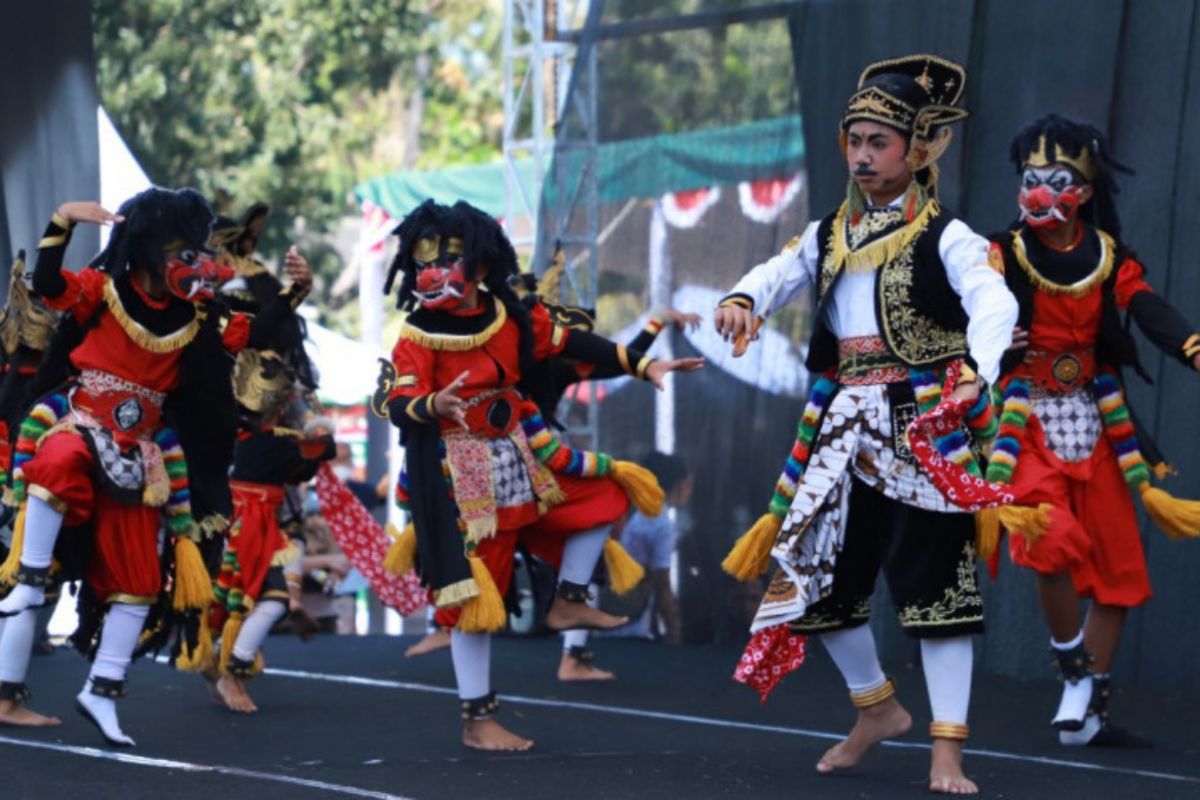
[1051, 353, 1081, 386]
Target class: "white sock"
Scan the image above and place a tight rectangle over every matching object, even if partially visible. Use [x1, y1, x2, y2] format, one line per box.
[0, 608, 37, 684]
[0, 496, 63, 615]
[1051, 631, 1092, 727]
[559, 526, 609, 586]
[820, 625, 887, 694]
[450, 630, 490, 699]
[1059, 713, 1102, 745]
[921, 636, 973, 725]
[79, 603, 150, 747]
[231, 600, 287, 662]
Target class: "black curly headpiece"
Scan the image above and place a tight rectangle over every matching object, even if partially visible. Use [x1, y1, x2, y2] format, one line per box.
[384, 199, 521, 309]
[1009, 114, 1133, 239]
[90, 187, 215, 278]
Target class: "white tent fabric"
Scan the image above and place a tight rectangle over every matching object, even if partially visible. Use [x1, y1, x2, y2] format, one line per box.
[97, 106, 152, 247]
[303, 319, 385, 407]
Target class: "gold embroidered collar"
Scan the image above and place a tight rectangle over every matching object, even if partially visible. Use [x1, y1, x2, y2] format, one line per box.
[1011, 228, 1115, 298]
[825, 196, 940, 277]
[399, 301, 508, 352]
[102, 276, 201, 353]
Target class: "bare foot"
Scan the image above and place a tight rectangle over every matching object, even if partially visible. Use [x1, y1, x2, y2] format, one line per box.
[405, 629, 451, 658]
[544, 597, 628, 632]
[557, 651, 615, 682]
[216, 674, 258, 713]
[200, 667, 224, 705]
[462, 717, 534, 751]
[816, 697, 912, 773]
[0, 698, 61, 727]
[930, 738, 978, 794]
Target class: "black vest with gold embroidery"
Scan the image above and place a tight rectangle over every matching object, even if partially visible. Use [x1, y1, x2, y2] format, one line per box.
[805, 200, 968, 374]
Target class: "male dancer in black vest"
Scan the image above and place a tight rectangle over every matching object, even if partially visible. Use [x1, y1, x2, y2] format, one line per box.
[716, 54, 1017, 794]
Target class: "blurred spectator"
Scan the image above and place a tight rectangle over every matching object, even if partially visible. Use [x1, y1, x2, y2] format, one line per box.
[604, 451, 691, 643]
[297, 513, 357, 634]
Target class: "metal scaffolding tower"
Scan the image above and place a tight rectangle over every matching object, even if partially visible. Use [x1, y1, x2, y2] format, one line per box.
[502, 0, 601, 448]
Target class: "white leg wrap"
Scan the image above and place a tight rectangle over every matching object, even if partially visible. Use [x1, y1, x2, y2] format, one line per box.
[820, 625, 887, 694]
[0, 608, 37, 684]
[232, 600, 287, 662]
[450, 630, 491, 700]
[77, 603, 149, 747]
[558, 526, 610, 586]
[921, 636, 973, 725]
[89, 603, 150, 683]
[17, 494, 62, 569]
[0, 495, 63, 615]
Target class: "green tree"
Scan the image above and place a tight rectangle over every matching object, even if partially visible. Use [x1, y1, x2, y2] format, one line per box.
[94, 0, 504, 299]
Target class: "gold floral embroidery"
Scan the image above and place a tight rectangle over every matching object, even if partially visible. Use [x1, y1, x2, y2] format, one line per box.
[847, 206, 905, 250]
[897, 539, 983, 627]
[877, 238, 967, 366]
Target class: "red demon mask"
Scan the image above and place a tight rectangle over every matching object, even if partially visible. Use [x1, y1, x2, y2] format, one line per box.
[165, 249, 237, 302]
[1018, 166, 1085, 229]
[411, 235, 474, 311]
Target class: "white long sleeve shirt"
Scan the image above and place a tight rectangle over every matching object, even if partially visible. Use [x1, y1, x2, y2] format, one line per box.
[727, 203, 1017, 384]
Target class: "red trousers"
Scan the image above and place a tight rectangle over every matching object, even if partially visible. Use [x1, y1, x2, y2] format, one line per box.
[1007, 415, 1151, 607]
[23, 430, 163, 603]
[434, 473, 628, 628]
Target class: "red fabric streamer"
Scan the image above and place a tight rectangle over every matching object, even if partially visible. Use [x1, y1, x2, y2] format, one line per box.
[906, 367, 1021, 511]
[314, 463, 426, 615]
[733, 624, 806, 703]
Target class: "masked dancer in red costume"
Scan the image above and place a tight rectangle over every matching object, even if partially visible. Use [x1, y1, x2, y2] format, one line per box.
[380, 200, 701, 751]
[984, 115, 1200, 746]
[0, 188, 302, 746]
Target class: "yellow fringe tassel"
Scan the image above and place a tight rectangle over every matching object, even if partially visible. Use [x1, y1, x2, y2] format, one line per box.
[218, 613, 244, 674]
[383, 522, 417, 576]
[603, 538, 645, 595]
[173, 537, 215, 611]
[610, 460, 665, 517]
[974, 508, 1001, 561]
[721, 512, 782, 581]
[457, 556, 508, 633]
[1140, 483, 1200, 541]
[0, 506, 26, 586]
[997, 503, 1054, 549]
[175, 615, 214, 673]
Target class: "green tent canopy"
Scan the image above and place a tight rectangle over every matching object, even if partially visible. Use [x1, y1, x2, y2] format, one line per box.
[354, 115, 804, 218]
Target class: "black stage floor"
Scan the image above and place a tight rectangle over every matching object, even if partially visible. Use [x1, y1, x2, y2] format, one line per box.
[2, 633, 1198, 799]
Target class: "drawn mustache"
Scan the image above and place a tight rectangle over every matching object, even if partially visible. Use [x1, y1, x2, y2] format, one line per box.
[853, 166, 878, 176]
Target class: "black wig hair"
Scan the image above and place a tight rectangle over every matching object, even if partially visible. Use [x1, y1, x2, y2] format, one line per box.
[1009, 114, 1133, 239]
[90, 187, 215, 278]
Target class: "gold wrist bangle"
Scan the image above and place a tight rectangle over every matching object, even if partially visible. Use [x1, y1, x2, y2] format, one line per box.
[929, 721, 970, 741]
[616, 344, 632, 375]
[50, 211, 75, 230]
[719, 296, 753, 311]
[954, 363, 978, 387]
[635, 355, 653, 380]
[37, 234, 68, 249]
[849, 677, 896, 709]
